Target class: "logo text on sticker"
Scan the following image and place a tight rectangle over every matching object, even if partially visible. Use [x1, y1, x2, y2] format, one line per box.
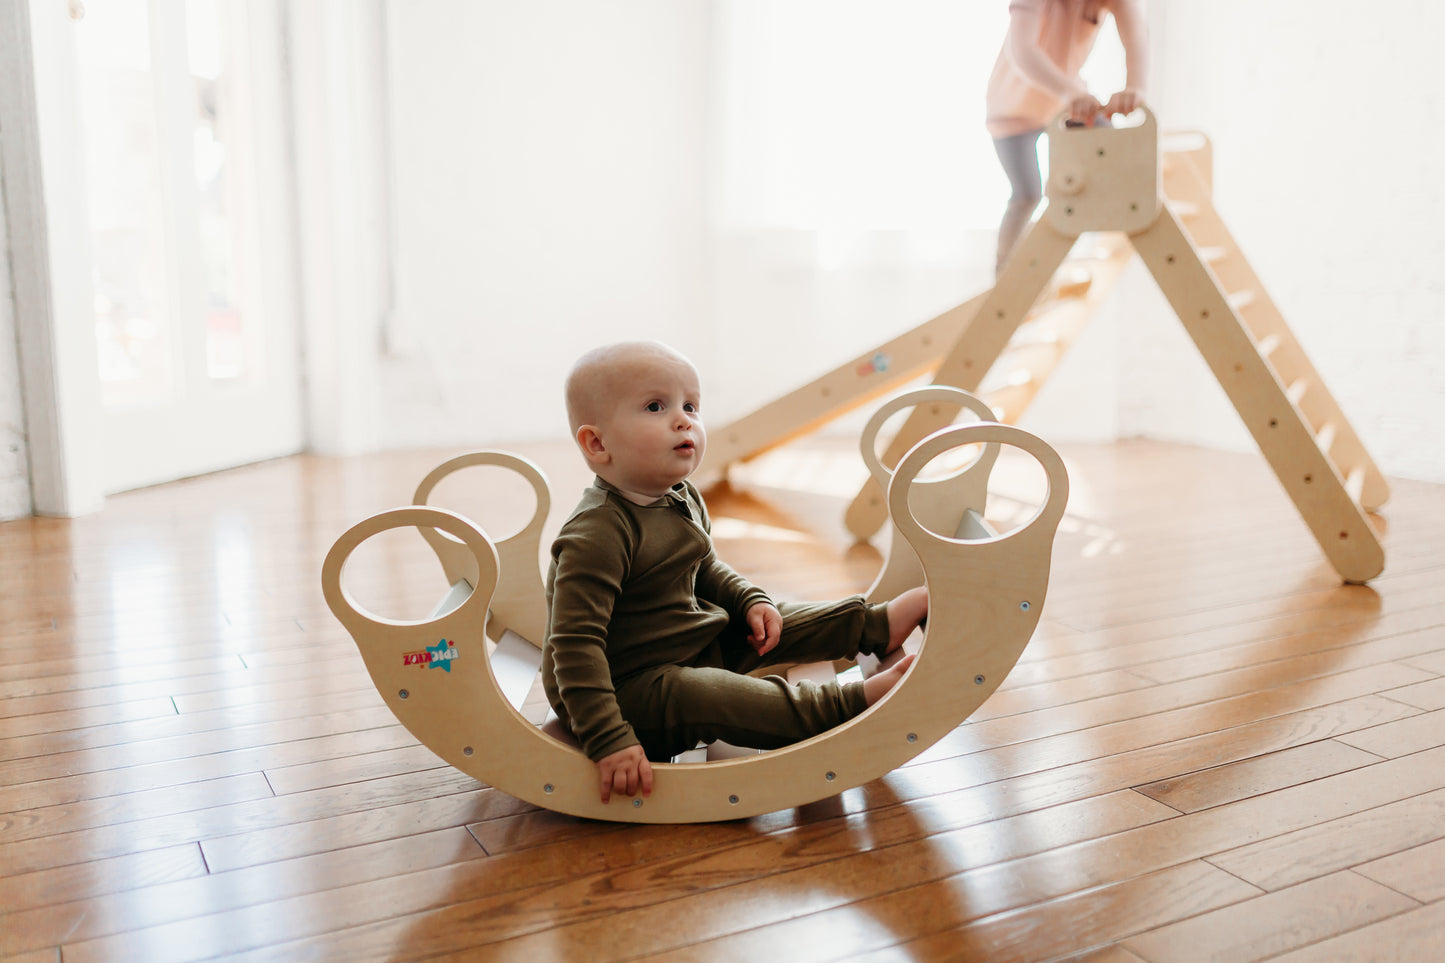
[402, 639, 459, 672]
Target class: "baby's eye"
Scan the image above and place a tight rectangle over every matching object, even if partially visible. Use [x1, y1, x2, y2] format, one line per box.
[684, 402, 698, 414]
[645, 401, 663, 413]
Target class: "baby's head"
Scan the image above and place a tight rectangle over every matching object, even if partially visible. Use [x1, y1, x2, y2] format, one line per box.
[565, 341, 706, 502]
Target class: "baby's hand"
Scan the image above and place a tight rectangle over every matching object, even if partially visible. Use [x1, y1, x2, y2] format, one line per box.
[746, 602, 782, 656]
[596, 744, 653, 804]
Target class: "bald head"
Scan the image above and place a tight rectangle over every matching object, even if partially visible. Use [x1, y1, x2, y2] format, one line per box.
[564, 341, 698, 434]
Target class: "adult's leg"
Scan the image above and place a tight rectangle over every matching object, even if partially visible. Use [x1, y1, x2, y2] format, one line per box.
[992, 128, 1045, 276]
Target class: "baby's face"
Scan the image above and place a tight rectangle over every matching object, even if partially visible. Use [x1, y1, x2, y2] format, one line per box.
[594, 354, 705, 498]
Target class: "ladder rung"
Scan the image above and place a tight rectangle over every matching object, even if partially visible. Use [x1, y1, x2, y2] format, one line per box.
[1316, 422, 1337, 456]
[1287, 378, 1309, 405]
[1346, 467, 1366, 504]
[1227, 289, 1256, 311]
[980, 367, 1036, 394]
[1009, 330, 1062, 349]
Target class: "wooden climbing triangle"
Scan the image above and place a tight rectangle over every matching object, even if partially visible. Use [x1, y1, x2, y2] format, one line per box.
[702, 107, 1387, 583]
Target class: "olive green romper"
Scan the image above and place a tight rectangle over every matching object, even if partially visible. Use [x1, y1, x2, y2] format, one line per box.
[542, 477, 892, 762]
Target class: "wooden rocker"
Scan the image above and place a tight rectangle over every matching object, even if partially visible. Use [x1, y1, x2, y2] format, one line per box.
[406, 451, 551, 710]
[860, 386, 1002, 606]
[322, 424, 1068, 823]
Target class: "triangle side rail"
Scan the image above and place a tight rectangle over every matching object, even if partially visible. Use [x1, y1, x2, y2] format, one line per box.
[975, 231, 1135, 421]
[843, 216, 1078, 540]
[1130, 206, 1384, 583]
[1161, 159, 1390, 512]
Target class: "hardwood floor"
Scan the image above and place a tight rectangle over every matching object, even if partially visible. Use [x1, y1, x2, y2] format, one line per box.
[1, 437, 1443, 961]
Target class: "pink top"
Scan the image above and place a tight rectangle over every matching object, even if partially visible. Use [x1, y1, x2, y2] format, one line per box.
[985, 0, 1110, 139]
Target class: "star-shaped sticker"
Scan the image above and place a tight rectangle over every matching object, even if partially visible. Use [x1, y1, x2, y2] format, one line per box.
[426, 639, 454, 672]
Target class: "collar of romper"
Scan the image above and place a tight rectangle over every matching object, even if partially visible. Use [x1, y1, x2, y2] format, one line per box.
[592, 475, 695, 517]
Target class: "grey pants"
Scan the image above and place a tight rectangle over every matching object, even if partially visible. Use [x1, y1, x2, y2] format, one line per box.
[992, 128, 1045, 276]
[613, 597, 892, 761]
[993, 116, 1113, 275]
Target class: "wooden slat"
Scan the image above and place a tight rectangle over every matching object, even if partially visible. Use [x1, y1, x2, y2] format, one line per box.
[0, 844, 206, 916]
[1125, 616, 1445, 687]
[0, 829, 485, 958]
[1355, 836, 1445, 901]
[0, 774, 276, 844]
[196, 783, 532, 874]
[0, 698, 178, 740]
[851, 862, 1260, 963]
[1208, 785, 1445, 891]
[1381, 676, 1445, 711]
[0, 767, 485, 877]
[1120, 871, 1419, 963]
[0, 708, 405, 791]
[1263, 898, 1445, 961]
[1134, 740, 1384, 813]
[923, 667, 1420, 773]
[1335, 706, 1445, 759]
[0, 690, 389, 766]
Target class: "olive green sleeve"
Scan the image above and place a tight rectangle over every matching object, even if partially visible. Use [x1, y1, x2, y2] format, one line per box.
[546, 509, 639, 761]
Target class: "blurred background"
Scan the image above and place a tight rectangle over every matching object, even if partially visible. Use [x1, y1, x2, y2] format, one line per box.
[3, 0, 1441, 519]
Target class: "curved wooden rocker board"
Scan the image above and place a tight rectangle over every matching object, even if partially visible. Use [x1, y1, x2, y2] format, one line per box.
[411, 451, 550, 650]
[322, 424, 1068, 823]
[861, 386, 1002, 604]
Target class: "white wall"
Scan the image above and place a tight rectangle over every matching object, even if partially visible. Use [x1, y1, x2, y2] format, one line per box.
[374, 0, 714, 448]
[1113, 0, 1445, 482]
[705, 0, 1010, 424]
[0, 194, 33, 518]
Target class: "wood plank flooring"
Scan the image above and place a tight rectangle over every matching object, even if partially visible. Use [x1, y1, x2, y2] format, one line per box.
[2, 437, 1443, 961]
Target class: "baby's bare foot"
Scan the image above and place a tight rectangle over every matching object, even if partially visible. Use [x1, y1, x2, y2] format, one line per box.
[883, 586, 929, 656]
[864, 652, 917, 706]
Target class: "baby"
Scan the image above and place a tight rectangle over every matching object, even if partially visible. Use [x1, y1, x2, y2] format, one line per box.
[541, 341, 927, 804]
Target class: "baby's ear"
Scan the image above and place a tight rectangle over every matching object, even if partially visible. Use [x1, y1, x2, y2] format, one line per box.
[576, 425, 610, 465]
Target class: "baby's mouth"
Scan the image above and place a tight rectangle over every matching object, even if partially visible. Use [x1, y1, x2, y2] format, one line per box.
[675, 440, 695, 452]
